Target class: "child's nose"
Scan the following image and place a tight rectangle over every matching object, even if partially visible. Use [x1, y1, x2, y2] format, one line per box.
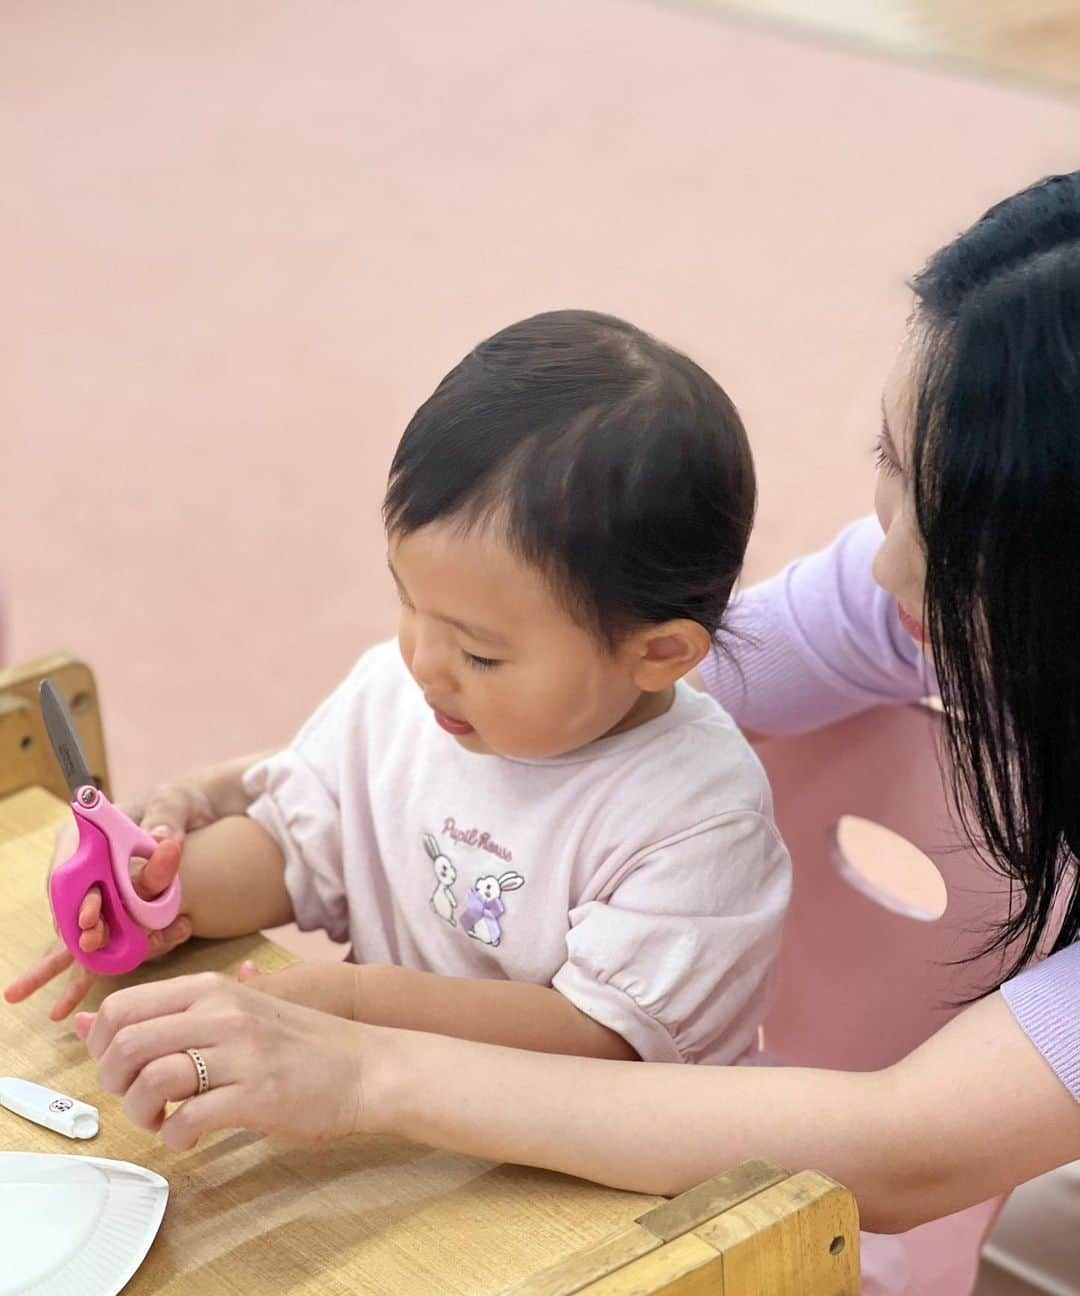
[410, 623, 455, 693]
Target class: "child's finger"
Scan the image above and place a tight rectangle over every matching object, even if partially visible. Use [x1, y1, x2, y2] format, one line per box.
[50, 964, 97, 1021]
[74, 1011, 96, 1040]
[78, 887, 102, 930]
[137, 783, 210, 845]
[79, 919, 109, 953]
[235, 962, 271, 994]
[3, 944, 74, 1003]
[133, 839, 182, 900]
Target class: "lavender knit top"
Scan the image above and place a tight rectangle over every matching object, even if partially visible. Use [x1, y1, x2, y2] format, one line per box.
[700, 517, 1080, 1102]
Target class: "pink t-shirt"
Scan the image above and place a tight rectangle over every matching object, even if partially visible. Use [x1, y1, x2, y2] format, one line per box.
[244, 641, 791, 1065]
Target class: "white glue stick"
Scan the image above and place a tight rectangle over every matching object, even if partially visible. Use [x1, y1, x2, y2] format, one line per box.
[0, 1077, 100, 1139]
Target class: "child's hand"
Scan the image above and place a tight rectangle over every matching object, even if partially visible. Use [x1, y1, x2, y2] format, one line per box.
[76, 973, 373, 1150]
[3, 838, 191, 1020]
[237, 959, 361, 1021]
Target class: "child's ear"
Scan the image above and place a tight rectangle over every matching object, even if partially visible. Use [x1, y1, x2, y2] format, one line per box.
[627, 620, 712, 692]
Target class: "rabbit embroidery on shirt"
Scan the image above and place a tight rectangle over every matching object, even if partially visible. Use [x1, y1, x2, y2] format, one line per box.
[460, 871, 525, 947]
[424, 834, 459, 926]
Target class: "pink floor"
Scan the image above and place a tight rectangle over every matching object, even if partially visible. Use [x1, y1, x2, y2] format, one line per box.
[4, 0, 1079, 798]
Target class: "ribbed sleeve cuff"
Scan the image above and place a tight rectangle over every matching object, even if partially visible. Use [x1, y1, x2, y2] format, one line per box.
[1001, 945, 1080, 1102]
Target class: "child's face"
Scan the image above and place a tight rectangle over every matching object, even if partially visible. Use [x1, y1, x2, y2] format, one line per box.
[388, 522, 664, 758]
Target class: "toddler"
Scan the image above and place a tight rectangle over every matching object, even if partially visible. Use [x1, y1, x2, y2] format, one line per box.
[36, 310, 792, 1065]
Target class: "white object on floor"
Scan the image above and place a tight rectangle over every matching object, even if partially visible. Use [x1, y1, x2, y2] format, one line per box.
[975, 1160, 1080, 1296]
[0, 1152, 168, 1296]
[0, 1077, 100, 1139]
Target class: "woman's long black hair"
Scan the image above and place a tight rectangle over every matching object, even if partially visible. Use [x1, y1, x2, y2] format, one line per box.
[912, 171, 1080, 985]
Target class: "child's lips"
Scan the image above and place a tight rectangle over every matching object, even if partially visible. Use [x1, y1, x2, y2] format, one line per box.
[432, 707, 475, 736]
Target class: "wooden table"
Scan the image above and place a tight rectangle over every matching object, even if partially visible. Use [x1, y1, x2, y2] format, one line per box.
[0, 788, 861, 1294]
[0, 788, 669, 1294]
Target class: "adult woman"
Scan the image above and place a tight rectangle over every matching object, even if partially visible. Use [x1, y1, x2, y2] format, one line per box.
[15, 172, 1080, 1244]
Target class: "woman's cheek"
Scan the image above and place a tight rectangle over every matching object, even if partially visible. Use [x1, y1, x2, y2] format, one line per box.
[871, 533, 898, 600]
[874, 468, 899, 535]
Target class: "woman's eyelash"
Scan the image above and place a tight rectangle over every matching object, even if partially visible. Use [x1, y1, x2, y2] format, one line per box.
[873, 438, 901, 478]
[464, 652, 501, 671]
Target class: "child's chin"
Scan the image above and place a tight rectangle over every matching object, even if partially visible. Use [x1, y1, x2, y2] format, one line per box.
[452, 729, 493, 755]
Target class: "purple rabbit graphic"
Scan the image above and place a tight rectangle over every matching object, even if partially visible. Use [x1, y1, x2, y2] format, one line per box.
[460, 871, 525, 947]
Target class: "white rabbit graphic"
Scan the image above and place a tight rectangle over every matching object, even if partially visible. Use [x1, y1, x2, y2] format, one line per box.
[461, 871, 526, 946]
[424, 834, 459, 926]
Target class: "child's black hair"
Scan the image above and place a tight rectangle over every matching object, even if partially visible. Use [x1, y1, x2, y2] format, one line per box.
[383, 309, 755, 643]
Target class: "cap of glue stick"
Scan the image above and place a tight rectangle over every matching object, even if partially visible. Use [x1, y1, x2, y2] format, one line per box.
[0, 1077, 100, 1139]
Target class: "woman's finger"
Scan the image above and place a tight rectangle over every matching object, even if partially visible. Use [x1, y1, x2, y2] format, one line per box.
[97, 1008, 236, 1095]
[161, 1084, 244, 1152]
[132, 839, 182, 900]
[83, 972, 227, 1060]
[121, 1050, 217, 1132]
[49, 963, 97, 1021]
[2, 943, 74, 1004]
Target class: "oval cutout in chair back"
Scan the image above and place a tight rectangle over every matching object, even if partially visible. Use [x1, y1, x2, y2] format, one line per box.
[834, 816, 947, 920]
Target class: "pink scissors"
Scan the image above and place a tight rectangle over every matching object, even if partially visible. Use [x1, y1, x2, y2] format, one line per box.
[40, 680, 182, 975]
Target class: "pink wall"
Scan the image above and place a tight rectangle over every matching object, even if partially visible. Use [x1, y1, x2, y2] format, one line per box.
[4, 0, 1079, 794]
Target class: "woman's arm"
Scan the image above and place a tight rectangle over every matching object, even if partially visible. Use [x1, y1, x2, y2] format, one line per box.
[77, 970, 1080, 1228]
[706, 519, 934, 735]
[368, 990, 1080, 1234]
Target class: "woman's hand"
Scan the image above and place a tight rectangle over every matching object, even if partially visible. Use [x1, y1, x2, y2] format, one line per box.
[4, 837, 190, 1019]
[76, 973, 372, 1150]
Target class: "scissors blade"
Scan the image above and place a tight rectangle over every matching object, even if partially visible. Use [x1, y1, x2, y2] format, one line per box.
[39, 680, 95, 797]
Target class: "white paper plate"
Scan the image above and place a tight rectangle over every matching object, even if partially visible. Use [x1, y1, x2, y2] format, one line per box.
[0, 1152, 168, 1295]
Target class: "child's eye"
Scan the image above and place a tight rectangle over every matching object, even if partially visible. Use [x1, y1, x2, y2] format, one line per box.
[464, 652, 501, 671]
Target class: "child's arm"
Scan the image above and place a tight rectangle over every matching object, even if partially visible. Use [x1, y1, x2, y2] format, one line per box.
[4, 813, 294, 1016]
[243, 809, 786, 1063]
[241, 962, 638, 1060]
[72, 814, 293, 951]
[176, 815, 294, 938]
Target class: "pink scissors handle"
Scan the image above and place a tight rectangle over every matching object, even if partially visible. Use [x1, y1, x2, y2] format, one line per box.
[49, 787, 183, 975]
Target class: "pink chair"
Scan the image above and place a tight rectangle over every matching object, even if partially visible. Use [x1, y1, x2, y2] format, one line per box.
[757, 700, 1017, 1296]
